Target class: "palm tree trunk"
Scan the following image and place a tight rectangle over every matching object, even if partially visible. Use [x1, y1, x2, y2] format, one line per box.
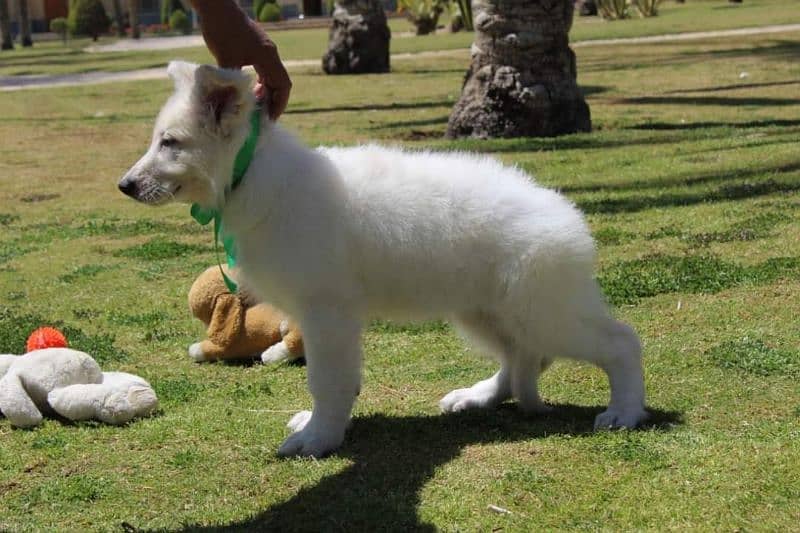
[303, 0, 322, 16]
[447, 0, 591, 138]
[0, 0, 12, 50]
[111, 0, 125, 37]
[127, 0, 140, 39]
[17, 0, 31, 47]
[322, 0, 391, 74]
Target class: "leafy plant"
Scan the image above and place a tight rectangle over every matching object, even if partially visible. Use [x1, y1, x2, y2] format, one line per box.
[254, 0, 278, 20]
[398, 0, 449, 35]
[596, 0, 630, 20]
[49, 17, 68, 44]
[258, 2, 282, 22]
[67, 0, 110, 41]
[452, 0, 473, 31]
[168, 8, 192, 35]
[160, 0, 184, 24]
[632, 0, 662, 17]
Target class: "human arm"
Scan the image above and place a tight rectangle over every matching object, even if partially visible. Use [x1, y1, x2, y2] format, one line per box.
[189, 0, 292, 120]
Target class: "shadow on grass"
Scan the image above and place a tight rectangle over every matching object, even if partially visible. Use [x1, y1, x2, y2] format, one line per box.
[578, 178, 800, 215]
[626, 118, 800, 131]
[663, 79, 800, 94]
[678, 40, 800, 63]
[580, 41, 800, 74]
[617, 95, 800, 106]
[161, 405, 681, 532]
[371, 115, 450, 130]
[561, 161, 800, 195]
[436, 127, 767, 154]
[285, 100, 454, 115]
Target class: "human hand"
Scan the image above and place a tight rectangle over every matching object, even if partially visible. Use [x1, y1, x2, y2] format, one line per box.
[191, 0, 292, 120]
[251, 45, 292, 120]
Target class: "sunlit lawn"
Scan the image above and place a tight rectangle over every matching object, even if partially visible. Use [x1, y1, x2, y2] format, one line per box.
[0, 19, 799, 533]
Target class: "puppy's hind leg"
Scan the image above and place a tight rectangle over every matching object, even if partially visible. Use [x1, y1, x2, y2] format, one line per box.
[277, 305, 361, 458]
[440, 312, 513, 413]
[560, 282, 646, 430]
[588, 318, 647, 430]
[509, 351, 554, 415]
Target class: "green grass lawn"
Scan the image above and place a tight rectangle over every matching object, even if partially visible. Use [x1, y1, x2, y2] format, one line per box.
[2, 0, 800, 77]
[1, 24, 800, 532]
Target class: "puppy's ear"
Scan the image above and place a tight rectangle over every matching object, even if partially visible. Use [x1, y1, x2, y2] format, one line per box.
[193, 65, 254, 136]
[167, 60, 197, 92]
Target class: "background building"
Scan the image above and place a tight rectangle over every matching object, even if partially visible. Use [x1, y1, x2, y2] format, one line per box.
[6, 0, 397, 35]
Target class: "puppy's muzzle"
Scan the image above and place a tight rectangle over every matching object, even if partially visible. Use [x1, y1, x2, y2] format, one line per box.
[118, 177, 138, 198]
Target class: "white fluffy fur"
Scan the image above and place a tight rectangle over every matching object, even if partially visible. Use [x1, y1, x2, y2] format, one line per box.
[119, 62, 647, 457]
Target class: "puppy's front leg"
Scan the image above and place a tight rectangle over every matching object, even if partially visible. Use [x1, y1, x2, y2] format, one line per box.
[277, 306, 361, 458]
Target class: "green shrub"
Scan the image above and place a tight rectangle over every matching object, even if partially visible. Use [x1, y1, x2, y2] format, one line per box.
[49, 16, 68, 44]
[67, 0, 110, 41]
[254, 0, 278, 20]
[596, 0, 630, 20]
[258, 2, 282, 22]
[632, 0, 662, 17]
[160, 0, 184, 24]
[453, 0, 473, 31]
[398, 0, 448, 35]
[169, 9, 192, 35]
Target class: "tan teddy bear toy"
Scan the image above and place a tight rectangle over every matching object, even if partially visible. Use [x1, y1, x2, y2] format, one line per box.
[187, 266, 304, 364]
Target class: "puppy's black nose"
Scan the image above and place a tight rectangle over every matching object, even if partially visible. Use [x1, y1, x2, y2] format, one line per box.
[118, 178, 137, 197]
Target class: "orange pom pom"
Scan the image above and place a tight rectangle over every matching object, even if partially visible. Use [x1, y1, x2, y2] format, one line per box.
[25, 327, 68, 352]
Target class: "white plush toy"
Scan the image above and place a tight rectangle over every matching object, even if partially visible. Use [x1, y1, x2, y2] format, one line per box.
[0, 348, 158, 428]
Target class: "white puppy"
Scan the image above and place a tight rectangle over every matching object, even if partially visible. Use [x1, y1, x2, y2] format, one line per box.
[119, 62, 647, 457]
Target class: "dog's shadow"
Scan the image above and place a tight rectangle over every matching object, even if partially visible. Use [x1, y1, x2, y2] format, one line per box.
[167, 404, 681, 532]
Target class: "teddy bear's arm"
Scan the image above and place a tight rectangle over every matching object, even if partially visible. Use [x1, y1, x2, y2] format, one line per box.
[189, 339, 230, 362]
[0, 372, 44, 427]
[47, 384, 102, 421]
[48, 375, 158, 425]
[281, 326, 304, 360]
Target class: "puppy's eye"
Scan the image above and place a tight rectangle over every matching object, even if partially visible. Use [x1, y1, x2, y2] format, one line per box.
[159, 137, 179, 149]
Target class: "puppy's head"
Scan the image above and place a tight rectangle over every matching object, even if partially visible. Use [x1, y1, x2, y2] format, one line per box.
[118, 61, 255, 208]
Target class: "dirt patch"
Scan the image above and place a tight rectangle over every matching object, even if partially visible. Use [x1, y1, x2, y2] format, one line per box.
[20, 193, 60, 203]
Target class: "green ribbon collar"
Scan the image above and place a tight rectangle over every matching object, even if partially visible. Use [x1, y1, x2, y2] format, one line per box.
[190, 107, 261, 293]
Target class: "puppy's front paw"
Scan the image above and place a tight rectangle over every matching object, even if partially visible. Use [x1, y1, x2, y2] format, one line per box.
[188, 342, 207, 362]
[286, 410, 312, 433]
[440, 385, 506, 413]
[277, 411, 346, 458]
[261, 341, 290, 364]
[594, 407, 648, 430]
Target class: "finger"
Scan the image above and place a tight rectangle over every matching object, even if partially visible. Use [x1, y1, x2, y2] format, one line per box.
[254, 81, 267, 102]
[270, 87, 290, 120]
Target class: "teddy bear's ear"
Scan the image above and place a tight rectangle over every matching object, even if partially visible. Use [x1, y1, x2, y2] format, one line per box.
[208, 294, 244, 347]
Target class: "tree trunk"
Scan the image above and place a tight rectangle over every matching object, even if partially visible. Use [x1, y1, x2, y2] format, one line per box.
[322, 0, 390, 74]
[0, 0, 12, 50]
[576, 0, 597, 16]
[127, 0, 140, 39]
[447, 0, 591, 139]
[17, 0, 31, 47]
[303, 0, 322, 16]
[111, 0, 125, 36]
